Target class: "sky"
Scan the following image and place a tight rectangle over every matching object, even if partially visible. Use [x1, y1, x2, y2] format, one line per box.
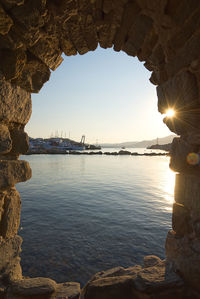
[26, 46, 171, 144]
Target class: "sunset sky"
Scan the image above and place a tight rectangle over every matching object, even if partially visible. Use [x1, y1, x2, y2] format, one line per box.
[26, 46, 171, 144]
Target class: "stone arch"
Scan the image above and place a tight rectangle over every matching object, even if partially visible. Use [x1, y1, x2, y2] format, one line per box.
[0, 0, 200, 297]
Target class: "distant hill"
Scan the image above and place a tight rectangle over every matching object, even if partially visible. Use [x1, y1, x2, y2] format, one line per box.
[100, 134, 176, 148]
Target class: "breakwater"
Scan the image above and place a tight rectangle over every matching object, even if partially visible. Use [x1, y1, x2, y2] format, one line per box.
[26, 150, 169, 156]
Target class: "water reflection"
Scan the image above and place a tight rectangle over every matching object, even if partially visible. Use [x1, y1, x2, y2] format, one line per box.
[18, 154, 173, 285]
[163, 168, 175, 211]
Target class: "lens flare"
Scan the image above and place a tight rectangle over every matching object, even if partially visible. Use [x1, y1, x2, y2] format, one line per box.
[186, 152, 200, 166]
[165, 109, 175, 118]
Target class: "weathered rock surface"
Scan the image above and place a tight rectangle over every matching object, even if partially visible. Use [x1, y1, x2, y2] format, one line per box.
[0, 0, 200, 296]
[9, 127, 29, 155]
[81, 258, 184, 299]
[0, 3, 13, 35]
[0, 123, 12, 154]
[0, 187, 21, 238]
[0, 235, 22, 280]
[0, 160, 31, 190]
[10, 277, 57, 296]
[166, 230, 200, 292]
[0, 73, 31, 124]
[51, 282, 80, 299]
[169, 137, 199, 174]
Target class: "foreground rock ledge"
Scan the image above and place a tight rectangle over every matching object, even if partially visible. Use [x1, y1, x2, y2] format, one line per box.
[81, 256, 185, 299]
[1, 257, 200, 298]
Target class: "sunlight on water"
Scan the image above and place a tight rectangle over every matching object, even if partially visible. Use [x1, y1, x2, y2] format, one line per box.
[163, 169, 175, 211]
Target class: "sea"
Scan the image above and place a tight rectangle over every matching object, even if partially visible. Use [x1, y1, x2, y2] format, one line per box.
[17, 148, 175, 286]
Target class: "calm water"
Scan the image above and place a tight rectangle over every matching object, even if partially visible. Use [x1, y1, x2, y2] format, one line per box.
[17, 152, 175, 285]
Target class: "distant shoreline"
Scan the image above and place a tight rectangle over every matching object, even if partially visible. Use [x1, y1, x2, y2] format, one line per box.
[26, 150, 170, 156]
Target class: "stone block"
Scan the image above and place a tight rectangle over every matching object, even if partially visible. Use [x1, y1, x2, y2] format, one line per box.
[166, 230, 200, 291]
[123, 14, 153, 57]
[0, 124, 12, 154]
[133, 261, 183, 293]
[0, 191, 5, 222]
[63, 15, 89, 55]
[170, 137, 199, 173]
[163, 112, 200, 135]
[143, 255, 163, 268]
[10, 277, 57, 297]
[0, 3, 13, 35]
[157, 71, 199, 114]
[167, 7, 200, 53]
[0, 235, 22, 279]
[175, 174, 200, 220]
[172, 203, 191, 236]
[91, 265, 142, 282]
[0, 160, 32, 190]
[11, 0, 47, 31]
[0, 187, 21, 238]
[0, 48, 26, 81]
[149, 43, 165, 66]
[82, 276, 135, 299]
[0, 0, 24, 10]
[113, 1, 141, 51]
[0, 72, 31, 125]
[29, 36, 63, 71]
[9, 127, 29, 155]
[166, 30, 200, 77]
[137, 28, 158, 62]
[60, 33, 77, 56]
[11, 54, 50, 93]
[51, 282, 80, 299]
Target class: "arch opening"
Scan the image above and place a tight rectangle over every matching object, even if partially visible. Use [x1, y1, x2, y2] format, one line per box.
[0, 0, 200, 297]
[17, 48, 175, 285]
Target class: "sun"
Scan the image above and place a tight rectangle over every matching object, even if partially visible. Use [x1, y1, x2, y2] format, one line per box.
[165, 109, 175, 118]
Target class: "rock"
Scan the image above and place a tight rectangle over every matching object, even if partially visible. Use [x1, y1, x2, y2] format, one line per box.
[0, 4, 13, 35]
[0, 187, 21, 238]
[0, 191, 5, 222]
[0, 124, 12, 154]
[143, 255, 163, 268]
[0, 160, 32, 190]
[10, 0, 48, 32]
[175, 174, 200, 221]
[157, 71, 199, 114]
[133, 261, 183, 293]
[0, 48, 26, 81]
[118, 150, 131, 155]
[166, 230, 200, 291]
[90, 265, 142, 282]
[51, 282, 80, 299]
[123, 14, 153, 57]
[0, 72, 31, 125]
[29, 36, 63, 71]
[11, 277, 57, 296]
[113, 1, 141, 51]
[11, 54, 51, 93]
[0, 0, 25, 10]
[0, 235, 22, 280]
[81, 276, 135, 299]
[169, 137, 199, 174]
[172, 203, 191, 236]
[81, 261, 184, 299]
[9, 127, 29, 155]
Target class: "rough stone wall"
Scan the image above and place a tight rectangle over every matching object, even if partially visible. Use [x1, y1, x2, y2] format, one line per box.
[0, 0, 200, 297]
